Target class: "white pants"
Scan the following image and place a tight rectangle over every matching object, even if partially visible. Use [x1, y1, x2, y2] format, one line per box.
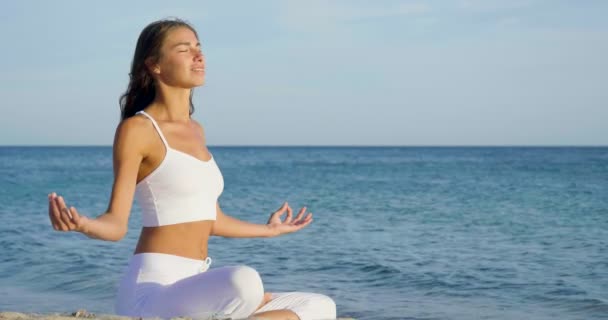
[114, 253, 337, 320]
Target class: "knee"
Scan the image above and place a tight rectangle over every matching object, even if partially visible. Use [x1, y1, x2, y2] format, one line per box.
[229, 265, 264, 303]
[288, 293, 336, 320]
[312, 294, 337, 319]
[319, 294, 337, 312]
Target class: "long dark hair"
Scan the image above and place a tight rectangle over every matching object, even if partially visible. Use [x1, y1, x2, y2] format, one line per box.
[119, 18, 198, 120]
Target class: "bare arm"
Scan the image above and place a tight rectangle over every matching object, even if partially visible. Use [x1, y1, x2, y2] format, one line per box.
[211, 201, 314, 238]
[48, 116, 147, 242]
[211, 201, 278, 238]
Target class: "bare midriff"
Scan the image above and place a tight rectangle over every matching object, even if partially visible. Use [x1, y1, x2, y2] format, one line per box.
[133, 220, 215, 260]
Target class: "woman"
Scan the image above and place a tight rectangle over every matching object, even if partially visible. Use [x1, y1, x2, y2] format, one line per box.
[47, 18, 337, 320]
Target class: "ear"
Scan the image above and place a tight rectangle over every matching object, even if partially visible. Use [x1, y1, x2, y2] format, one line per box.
[145, 57, 161, 76]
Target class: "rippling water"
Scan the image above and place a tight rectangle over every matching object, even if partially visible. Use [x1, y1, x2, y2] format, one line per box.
[0, 146, 606, 320]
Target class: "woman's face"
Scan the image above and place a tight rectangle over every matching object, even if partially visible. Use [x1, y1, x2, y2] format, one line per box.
[152, 27, 205, 88]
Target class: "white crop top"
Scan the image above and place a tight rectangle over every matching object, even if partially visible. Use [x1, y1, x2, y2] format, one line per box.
[134, 110, 224, 227]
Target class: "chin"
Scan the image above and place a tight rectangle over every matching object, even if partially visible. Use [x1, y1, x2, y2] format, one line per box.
[192, 76, 205, 87]
[180, 79, 205, 88]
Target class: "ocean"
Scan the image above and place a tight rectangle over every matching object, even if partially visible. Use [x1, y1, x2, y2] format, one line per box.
[0, 146, 606, 320]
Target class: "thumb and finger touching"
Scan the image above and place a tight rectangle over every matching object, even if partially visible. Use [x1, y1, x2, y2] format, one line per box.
[49, 194, 68, 231]
[49, 193, 85, 232]
[56, 196, 75, 230]
[284, 204, 293, 224]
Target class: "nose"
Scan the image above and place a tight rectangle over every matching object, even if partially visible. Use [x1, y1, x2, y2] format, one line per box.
[193, 48, 204, 62]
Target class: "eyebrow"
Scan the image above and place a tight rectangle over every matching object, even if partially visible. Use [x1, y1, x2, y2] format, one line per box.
[171, 41, 201, 49]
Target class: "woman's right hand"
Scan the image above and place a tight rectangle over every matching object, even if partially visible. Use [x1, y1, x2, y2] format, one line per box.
[48, 192, 90, 233]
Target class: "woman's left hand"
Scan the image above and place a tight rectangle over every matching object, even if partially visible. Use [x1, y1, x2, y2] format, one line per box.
[266, 202, 313, 237]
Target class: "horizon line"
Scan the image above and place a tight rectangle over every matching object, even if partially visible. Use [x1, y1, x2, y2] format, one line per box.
[1, 144, 607, 148]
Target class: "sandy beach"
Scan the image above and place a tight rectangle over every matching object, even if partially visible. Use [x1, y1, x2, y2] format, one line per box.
[0, 310, 131, 320]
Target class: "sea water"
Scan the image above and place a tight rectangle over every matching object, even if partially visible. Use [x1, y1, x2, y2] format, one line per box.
[0, 146, 606, 320]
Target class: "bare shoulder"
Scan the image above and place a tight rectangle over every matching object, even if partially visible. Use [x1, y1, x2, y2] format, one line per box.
[114, 114, 153, 150]
[116, 114, 151, 135]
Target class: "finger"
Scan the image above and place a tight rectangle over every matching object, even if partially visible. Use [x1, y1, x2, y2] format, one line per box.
[276, 202, 288, 212]
[295, 217, 313, 228]
[69, 207, 87, 231]
[48, 193, 59, 230]
[56, 196, 69, 217]
[49, 193, 63, 230]
[61, 198, 73, 220]
[53, 193, 69, 231]
[69, 206, 81, 224]
[60, 207, 76, 230]
[56, 196, 76, 230]
[295, 213, 313, 225]
[51, 194, 69, 231]
[293, 206, 307, 222]
[48, 193, 57, 229]
[272, 202, 288, 218]
[284, 204, 293, 224]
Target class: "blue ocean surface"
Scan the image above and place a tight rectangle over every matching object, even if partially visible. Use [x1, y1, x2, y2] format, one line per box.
[0, 146, 606, 320]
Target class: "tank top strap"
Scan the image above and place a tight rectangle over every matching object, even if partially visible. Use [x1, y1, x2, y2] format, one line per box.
[136, 110, 170, 149]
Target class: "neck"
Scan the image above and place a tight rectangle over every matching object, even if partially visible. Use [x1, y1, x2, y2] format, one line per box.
[149, 82, 193, 122]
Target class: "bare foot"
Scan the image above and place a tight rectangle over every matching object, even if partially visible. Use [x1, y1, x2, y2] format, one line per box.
[255, 292, 274, 311]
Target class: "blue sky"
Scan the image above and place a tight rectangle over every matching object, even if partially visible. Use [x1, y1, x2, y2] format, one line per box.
[1, 0, 606, 146]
